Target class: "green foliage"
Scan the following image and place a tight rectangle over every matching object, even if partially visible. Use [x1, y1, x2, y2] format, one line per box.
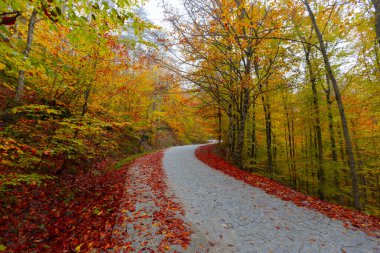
[1, 104, 137, 172]
[114, 150, 157, 170]
[0, 173, 54, 192]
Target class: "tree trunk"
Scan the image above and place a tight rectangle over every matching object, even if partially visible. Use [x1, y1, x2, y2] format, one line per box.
[217, 86, 222, 144]
[325, 76, 338, 161]
[337, 126, 346, 162]
[282, 89, 296, 187]
[81, 85, 91, 116]
[272, 127, 277, 170]
[291, 113, 297, 186]
[309, 122, 316, 194]
[217, 107, 222, 143]
[304, 45, 325, 200]
[234, 88, 250, 165]
[14, 8, 38, 104]
[261, 92, 273, 173]
[373, 0, 380, 47]
[284, 123, 291, 184]
[303, 0, 360, 209]
[226, 104, 234, 160]
[250, 101, 257, 162]
[351, 125, 368, 209]
[302, 125, 310, 193]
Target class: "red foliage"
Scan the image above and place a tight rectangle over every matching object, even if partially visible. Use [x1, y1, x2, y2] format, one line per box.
[195, 144, 380, 238]
[0, 158, 129, 252]
[0, 151, 192, 252]
[43, 9, 58, 23]
[0, 16, 17, 26]
[0, 86, 14, 109]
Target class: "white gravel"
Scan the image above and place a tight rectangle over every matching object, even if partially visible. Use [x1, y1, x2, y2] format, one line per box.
[163, 145, 380, 253]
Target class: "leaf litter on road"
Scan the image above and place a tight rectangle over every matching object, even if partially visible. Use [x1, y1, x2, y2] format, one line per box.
[195, 144, 380, 238]
[112, 151, 192, 252]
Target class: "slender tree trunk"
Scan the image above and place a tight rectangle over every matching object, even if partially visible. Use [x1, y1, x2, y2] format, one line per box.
[291, 114, 297, 186]
[285, 123, 291, 185]
[232, 113, 237, 153]
[217, 107, 222, 143]
[58, 61, 97, 174]
[250, 101, 257, 162]
[304, 45, 325, 200]
[286, 116, 293, 187]
[303, 125, 310, 193]
[351, 125, 368, 208]
[337, 126, 345, 161]
[286, 118, 297, 186]
[282, 89, 295, 187]
[303, 0, 360, 209]
[325, 76, 338, 161]
[216, 86, 222, 144]
[261, 91, 273, 173]
[373, 0, 380, 47]
[327, 83, 340, 201]
[308, 122, 316, 194]
[81, 61, 98, 117]
[272, 128, 277, 170]
[234, 88, 250, 165]
[227, 104, 234, 160]
[14, 8, 38, 104]
[290, 114, 296, 187]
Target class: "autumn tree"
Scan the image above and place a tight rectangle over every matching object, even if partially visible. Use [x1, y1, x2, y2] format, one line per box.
[161, 0, 380, 213]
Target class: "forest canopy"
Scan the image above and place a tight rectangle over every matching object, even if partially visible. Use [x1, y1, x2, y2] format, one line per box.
[161, 0, 380, 215]
[0, 0, 379, 250]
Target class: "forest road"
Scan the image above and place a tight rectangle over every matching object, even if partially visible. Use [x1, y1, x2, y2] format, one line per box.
[163, 145, 380, 253]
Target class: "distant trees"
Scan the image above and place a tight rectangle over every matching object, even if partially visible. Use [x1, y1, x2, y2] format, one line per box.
[0, 1, 211, 177]
[165, 0, 380, 213]
[373, 0, 380, 47]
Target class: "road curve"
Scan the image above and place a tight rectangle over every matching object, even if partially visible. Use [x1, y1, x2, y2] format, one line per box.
[163, 145, 380, 253]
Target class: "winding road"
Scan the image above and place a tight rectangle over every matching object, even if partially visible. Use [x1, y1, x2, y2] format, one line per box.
[162, 145, 380, 253]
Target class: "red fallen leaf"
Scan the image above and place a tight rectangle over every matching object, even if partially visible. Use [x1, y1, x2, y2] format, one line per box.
[195, 145, 380, 238]
[114, 152, 193, 250]
[1, 157, 130, 251]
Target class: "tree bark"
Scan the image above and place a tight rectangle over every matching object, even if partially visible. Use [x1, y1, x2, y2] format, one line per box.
[373, 0, 380, 47]
[234, 88, 250, 165]
[226, 104, 234, 160]
[216, 85, 222, 144]
[291, 112, 297, 186]
[325, 76, 338, 161]
[217, 107, 222, 143]
[261, 91, 273, 173]
[14, 8, 38, 104]
[283, 90, 296, 187]
[81, 85, 91, 116]
[250, 102, 257, 162]
[303, 0, 360, 209]
[304, 45, 325, 200]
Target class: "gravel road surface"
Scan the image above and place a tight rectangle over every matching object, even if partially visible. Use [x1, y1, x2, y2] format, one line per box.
[163, 145, 380, 253]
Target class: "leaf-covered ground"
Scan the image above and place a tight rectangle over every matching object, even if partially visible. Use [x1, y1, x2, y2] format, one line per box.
[112, 151, 192, 252]
[0, 158, 129, 252]
[195, 144, 380, 238]
[0, 151, 193, 252]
